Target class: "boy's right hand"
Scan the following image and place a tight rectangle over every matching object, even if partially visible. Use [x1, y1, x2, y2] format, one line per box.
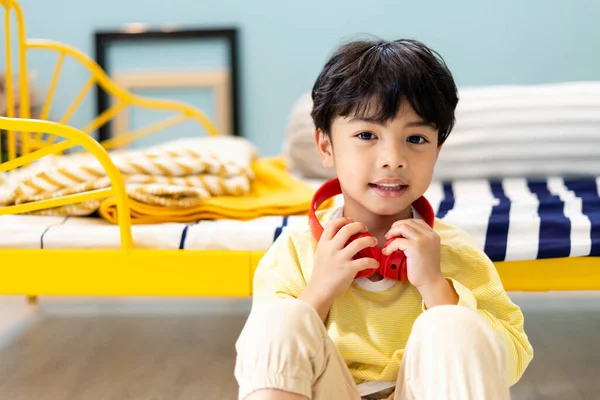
[299, 217, 379, 319]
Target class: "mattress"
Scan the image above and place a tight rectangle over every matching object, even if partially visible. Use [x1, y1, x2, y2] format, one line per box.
[1, 176, 599, 263]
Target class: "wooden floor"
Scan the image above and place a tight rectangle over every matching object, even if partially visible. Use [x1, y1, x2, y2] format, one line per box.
[0, 293, 598, 400]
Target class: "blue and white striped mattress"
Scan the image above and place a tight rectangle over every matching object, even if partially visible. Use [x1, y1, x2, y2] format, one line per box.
[427, 176, 600, 261]
[1, 176, 599, 263]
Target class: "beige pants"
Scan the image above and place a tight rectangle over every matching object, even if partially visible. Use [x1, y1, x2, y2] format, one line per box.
[235, 298, 510, 400]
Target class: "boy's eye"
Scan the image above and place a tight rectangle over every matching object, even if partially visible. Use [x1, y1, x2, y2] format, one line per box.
[356, 132, 377, 140]
[407, 135, 428, 144]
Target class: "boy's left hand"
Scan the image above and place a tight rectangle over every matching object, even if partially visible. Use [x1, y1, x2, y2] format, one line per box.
[382, 218, 442, 288]
[382, 219, 459, 308]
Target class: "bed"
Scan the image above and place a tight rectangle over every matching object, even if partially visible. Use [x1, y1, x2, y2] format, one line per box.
[1, 0, 599, 300]
[1, 134, 598, 297]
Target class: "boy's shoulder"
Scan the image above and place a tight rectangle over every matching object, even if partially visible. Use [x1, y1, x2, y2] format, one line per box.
[434, 218, 495, 274]
[434, 218, 484, 253]
[254, 209, 331, 286]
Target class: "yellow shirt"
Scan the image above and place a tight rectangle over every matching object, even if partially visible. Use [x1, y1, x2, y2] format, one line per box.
[252, 206, 534, 387]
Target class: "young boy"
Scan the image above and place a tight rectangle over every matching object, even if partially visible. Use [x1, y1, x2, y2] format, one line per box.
[234, 38, 533, 400]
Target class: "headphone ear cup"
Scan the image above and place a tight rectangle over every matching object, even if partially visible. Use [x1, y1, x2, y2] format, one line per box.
[399, 257, 408, 281]
[380, 237, 408, 281]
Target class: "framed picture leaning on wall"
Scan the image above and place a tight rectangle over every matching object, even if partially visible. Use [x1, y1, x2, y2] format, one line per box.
[94, 26, 240, 146]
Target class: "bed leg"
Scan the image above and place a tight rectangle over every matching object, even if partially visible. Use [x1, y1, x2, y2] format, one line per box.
[27, 296, 38, 305]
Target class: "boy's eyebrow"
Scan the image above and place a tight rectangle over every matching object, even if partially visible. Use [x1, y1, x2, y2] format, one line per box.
[348, 117, 435, 129]
[348, 116, 382, 124]
[405, 120, 435, 128]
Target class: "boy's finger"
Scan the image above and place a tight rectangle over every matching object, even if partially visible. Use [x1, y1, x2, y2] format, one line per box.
[342, 235, 378, 259]
[382, 237, 410, 255]
[391, 219, 430, 232]
[322, 217, 353, 241]
[332, 221, 368, 249]
[411, 219, 434, 230]
[351, 257, 380, 272]
[385, 223, 419, 240]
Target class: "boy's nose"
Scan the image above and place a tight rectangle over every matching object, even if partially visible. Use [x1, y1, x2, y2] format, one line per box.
[378, 146, 406, 169]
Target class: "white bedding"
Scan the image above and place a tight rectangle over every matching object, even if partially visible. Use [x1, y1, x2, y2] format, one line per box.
[0, 214, 294, 251]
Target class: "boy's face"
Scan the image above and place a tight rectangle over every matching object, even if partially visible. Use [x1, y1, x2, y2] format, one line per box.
[315, 101, 441, 221]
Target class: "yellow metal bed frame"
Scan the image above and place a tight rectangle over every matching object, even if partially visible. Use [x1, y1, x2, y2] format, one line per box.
[1, 0, 599, 299]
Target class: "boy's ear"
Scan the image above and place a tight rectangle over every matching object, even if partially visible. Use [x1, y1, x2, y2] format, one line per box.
[314, 129, 334, 168]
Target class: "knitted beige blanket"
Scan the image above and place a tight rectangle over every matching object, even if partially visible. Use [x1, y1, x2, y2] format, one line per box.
[0, 136, 258, 216]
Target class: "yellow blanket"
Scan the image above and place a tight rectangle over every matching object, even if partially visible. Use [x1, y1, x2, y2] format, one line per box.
[99, 157, 332, 224]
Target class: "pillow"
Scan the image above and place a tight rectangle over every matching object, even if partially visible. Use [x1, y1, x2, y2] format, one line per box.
[434, 81, 600, 180]
[282, 93, 336, 180]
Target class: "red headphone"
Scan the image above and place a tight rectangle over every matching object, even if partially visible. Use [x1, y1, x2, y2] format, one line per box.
[309, 178, 435, 281]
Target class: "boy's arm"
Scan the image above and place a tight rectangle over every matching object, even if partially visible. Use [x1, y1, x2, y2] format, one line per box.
[438, 244, 534, 387]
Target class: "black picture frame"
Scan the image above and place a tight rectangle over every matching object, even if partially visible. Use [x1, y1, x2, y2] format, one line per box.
[94, 27, 241, 142]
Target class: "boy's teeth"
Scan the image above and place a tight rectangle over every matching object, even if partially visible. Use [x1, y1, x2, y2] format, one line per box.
[375, 184, 405, 190]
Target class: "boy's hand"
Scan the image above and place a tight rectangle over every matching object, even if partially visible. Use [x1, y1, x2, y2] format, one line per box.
[301, 217, 379, 317]
[382, 219, 458, 307]
[382, 218, 442, 287]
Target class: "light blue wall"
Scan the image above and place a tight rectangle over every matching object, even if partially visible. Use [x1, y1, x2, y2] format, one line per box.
[7, 0, 600, 155]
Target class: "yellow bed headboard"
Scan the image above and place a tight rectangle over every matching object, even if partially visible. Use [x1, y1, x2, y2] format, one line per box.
[1, 0, 222, 163]
[2, 0, 30, 160]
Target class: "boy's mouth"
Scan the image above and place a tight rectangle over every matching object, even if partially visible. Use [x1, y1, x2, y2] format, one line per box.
[368, 182, 409, 197]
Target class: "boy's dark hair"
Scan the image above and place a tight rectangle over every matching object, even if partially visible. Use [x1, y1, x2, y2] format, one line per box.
[310, 38, 458, 146]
